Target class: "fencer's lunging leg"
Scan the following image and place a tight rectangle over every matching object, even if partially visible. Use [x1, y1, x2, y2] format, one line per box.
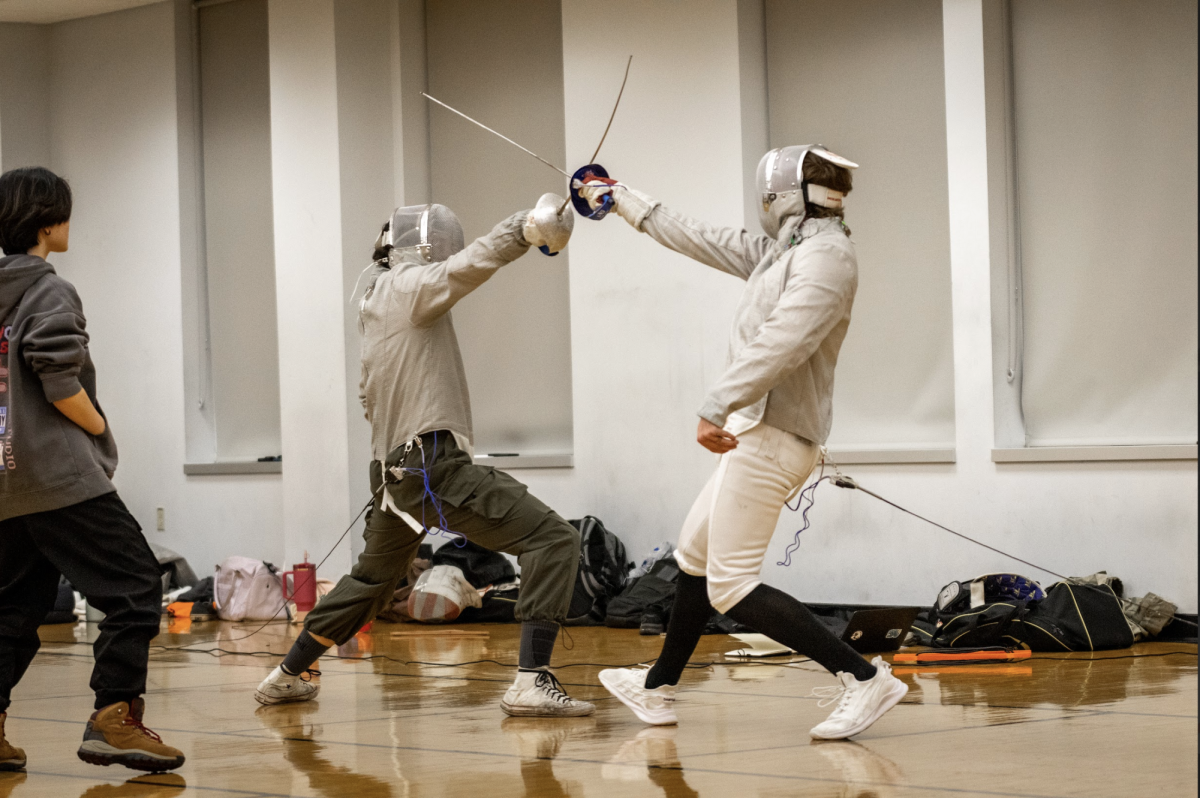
[257, 467, 425, 706]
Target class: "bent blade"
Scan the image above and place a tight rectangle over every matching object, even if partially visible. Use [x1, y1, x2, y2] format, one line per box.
[558, 56, 634, 216]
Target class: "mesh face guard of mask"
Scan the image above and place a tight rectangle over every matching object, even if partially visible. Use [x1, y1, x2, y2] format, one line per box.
[377, 203, 466, 265]
[755, 145, 859, 238]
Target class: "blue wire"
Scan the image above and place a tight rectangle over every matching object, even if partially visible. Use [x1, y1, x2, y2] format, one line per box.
[394, 431, 468, 547]
[777, 476, 830, 567]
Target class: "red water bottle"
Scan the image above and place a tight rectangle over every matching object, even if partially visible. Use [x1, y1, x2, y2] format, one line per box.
[282, 553, 318, 612]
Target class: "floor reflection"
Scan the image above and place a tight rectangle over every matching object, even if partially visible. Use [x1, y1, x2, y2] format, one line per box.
[810, 740, 907, 797]
[0, 772, 24, 798]
[604, 727, 700, 797]
[900, 647, 1196, 726]
[76, 774, 187, 798]
[256, 703, 394, 798]
[501, 717, 593, 798]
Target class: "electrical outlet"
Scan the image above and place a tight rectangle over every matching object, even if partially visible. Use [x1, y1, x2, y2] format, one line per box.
[156, 507, 165, 532]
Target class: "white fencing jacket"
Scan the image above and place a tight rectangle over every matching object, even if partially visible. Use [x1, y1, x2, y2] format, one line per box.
[612, 186, 858, 445]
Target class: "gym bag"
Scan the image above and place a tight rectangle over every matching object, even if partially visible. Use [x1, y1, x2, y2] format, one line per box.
[213, 557, 286, 622]
[605, 557, 680, 629]
[911, 575, 1135, 652]
[564, 516, 632, 626]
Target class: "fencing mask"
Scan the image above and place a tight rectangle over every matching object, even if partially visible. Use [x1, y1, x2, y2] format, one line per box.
[755, 145, 858, 238]
[377, 203, 466, 265]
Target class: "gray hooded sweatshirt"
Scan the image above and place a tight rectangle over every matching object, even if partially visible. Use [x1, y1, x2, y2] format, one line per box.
[0, 254, 117, 521]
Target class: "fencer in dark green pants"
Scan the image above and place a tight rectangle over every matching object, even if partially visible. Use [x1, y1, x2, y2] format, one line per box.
[257, 202, 592, 717]
[304, 432, 580, 644]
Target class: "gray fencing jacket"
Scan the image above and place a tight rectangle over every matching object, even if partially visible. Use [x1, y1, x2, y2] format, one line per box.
[358, 211, 530, 462]
[612, 186, 858, 445]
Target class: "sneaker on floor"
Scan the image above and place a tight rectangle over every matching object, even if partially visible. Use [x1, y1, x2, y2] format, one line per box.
[77, 700, 186, 772]
[501, 669, 595, 717]
[0, 714, 25, 772]
[255, 665, 321, 706]
[598, 666, 678, 726]
[809, 657, 908, 740]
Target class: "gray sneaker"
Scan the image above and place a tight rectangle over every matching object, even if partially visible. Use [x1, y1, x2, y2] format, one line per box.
[254, 665, 320, 706]
[501, 669, 595, 717]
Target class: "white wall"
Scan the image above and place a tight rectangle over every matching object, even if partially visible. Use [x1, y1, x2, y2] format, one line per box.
[0, 23, 50, 170]
[266, 0, 354, 573]
[426, 0, 574, 457]
[197, 0, 282, 462]
[766, 0, 956, 450]
[1, 2, 286, 576]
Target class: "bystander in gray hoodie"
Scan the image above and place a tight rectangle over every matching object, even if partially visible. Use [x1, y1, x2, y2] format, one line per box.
[0, 253, 117, 521]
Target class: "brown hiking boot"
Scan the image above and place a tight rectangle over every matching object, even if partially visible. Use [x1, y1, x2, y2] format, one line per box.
[77, 699, 185, 772]
[0, 714, 25, 772]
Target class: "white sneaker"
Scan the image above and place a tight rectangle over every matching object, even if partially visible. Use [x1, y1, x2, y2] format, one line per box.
[598, 666, 678, 726]
[501, 669, 595, 717]
[254, 665, 320, 706]
[809, 657, 907, 740]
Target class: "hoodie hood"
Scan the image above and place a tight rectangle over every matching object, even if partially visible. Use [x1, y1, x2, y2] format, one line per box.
[0, 254, 55, 324]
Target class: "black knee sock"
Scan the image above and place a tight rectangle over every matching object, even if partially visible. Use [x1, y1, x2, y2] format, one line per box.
[281, 630, 331, 676]
[724, 584, 877, 681]
[645, 572, 712, 690]
[519, 620, 560, 670]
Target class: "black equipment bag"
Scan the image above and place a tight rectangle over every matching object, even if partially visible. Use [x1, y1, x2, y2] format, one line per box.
[431, 539, 515, 588]
[912, 578, 1134, 652]
[605, 558, 679, 628]
[911, 601, 1032, 649]
[564, 516, 632, 626]
[1020, 581, 1134, 651]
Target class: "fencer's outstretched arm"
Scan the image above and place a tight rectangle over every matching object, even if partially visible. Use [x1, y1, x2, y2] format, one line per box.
[604, 185, 773, 280]
[398, 211, 531, 327]
[696, 240, 855, 427]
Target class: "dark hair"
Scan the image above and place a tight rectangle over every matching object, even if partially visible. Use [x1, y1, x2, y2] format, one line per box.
[803, 156, 853, 221]
[0, 167, 73, 255]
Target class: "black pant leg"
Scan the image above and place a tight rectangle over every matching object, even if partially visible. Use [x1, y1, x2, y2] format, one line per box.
[0, 516, 60, 713]
[23, 493, 164, 709]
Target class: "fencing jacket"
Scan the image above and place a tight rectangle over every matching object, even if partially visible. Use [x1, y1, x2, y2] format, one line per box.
[358, 211, 530, 465]
[612, 187, 858, 445]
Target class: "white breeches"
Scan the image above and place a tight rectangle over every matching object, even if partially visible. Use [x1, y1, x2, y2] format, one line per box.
[673, 424, 820, 613]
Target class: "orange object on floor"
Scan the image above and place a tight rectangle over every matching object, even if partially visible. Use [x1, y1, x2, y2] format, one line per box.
[893, 649, 1033, 664]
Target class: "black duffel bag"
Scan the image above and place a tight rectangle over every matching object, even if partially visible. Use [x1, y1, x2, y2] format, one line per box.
[1019, 581, 1134, 651]
[605, 558, 680, 629]
[912, 577, 1134, 652]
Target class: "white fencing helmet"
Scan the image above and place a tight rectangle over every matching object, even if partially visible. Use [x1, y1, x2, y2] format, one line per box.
[378, 203, 466, 264]
[755, 145, 858, 238]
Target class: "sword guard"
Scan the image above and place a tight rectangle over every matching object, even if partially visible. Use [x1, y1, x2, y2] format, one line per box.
[570, 163, 614, 220]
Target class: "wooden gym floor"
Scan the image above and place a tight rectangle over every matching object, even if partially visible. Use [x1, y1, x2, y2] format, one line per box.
[0, 621, 1195, 797]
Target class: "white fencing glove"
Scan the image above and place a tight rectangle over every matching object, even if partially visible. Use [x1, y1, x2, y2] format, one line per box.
[522, 192, 574, 256]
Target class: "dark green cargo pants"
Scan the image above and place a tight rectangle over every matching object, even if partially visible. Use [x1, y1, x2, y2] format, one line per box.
[305, 431, 581, 645]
